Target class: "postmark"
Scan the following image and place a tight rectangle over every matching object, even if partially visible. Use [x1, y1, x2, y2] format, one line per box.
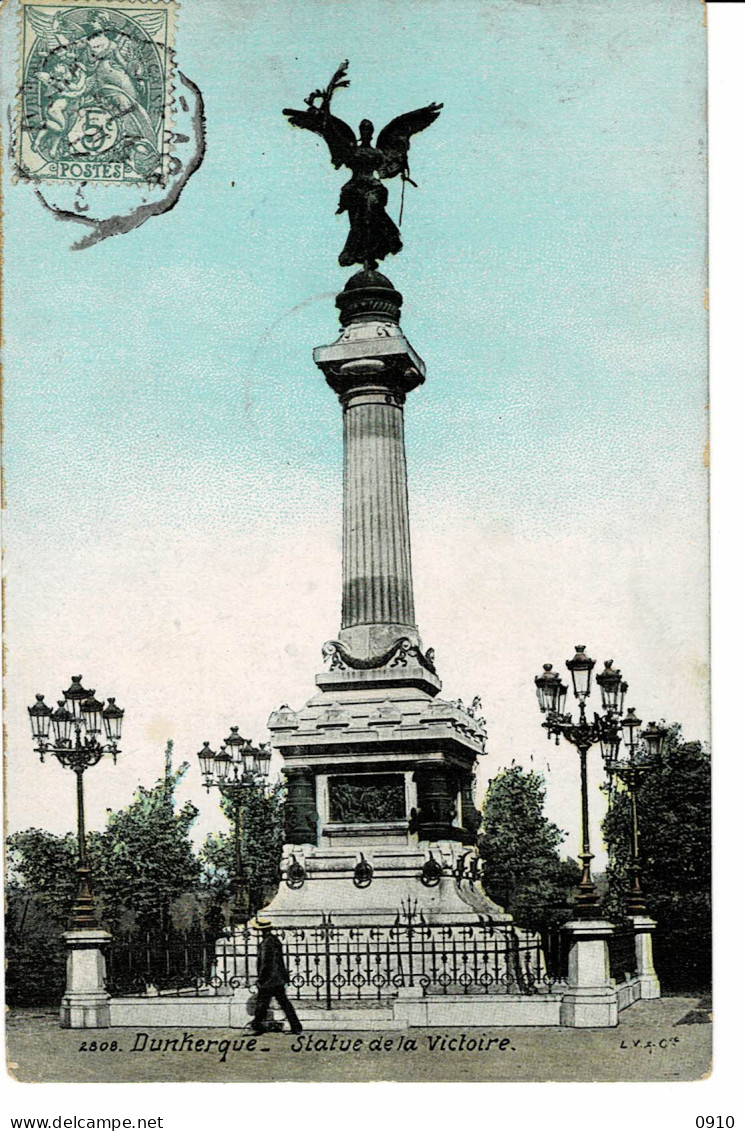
[17, 0, 176, 185]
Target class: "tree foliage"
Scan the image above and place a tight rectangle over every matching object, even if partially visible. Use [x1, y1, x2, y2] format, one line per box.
[602, 723, 711, 991]
[88, 741, 201, 932]
[6, 828, 79, 923]
[5, 829, 79, 1005]
[6, 741, 202, 1004]
[478, 765, 580, 933]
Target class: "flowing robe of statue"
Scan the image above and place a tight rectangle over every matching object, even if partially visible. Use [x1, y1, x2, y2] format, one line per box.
[336, 142, 402, 268]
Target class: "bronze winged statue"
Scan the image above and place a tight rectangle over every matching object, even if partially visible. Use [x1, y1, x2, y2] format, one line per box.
[284, 61, 443, 270]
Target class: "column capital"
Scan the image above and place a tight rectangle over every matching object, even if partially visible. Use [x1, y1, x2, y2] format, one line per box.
[629, 915, 658, 932]
[314, 270, 425, 399]
[314, 318, 425, 400]
[62, 928, 112, 947]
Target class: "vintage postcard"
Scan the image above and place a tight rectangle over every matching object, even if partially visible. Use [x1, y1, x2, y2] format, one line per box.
[2, 0, 710, 1088]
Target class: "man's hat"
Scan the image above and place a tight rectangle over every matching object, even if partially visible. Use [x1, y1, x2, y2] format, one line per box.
[249, 916, 273, 930]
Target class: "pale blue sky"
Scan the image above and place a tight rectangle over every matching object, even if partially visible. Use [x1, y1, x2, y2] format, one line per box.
[2, 0, 707, 859]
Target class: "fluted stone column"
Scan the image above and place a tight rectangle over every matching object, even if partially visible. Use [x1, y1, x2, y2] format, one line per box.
[314, 269, 427, 661]
[341, 385, 415, 643]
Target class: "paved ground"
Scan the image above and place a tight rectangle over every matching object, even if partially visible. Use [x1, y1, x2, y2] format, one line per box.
[6, 996, 711, 1084]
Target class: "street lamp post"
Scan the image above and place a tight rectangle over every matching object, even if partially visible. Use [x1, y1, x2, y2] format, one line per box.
[197, 728, 271, 928]
[28, 675, 123, 1029]
[603, 713, 666, 916]
[535, 648, 626, 917]
[28, 676, 124, 930]
[535, 648, 635, 1027]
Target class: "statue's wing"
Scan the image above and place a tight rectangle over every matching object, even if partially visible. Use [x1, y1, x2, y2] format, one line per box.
[25, 7, 65, 54]
[376, 102, 443, 179]
[131, 11, 166, 37]
[283, 107, 356, 170]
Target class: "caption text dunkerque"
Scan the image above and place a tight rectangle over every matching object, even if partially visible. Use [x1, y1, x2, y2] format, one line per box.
[85, 1032, 517, 1063]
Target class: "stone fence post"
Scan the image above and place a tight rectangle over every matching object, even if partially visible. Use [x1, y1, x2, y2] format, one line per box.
[60, 929, 111, 1029]
[560, 919, 618, 1028]
[631, 915, 661, 999]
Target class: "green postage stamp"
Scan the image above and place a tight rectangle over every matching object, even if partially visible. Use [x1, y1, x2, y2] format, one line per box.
[16, 0, 175, 183]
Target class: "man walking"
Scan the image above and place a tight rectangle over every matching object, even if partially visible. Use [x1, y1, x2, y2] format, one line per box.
[249, 916, 303, 1035]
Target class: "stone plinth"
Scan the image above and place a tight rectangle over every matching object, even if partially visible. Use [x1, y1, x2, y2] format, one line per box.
[107, 991, 565, 1030]
[60, 929, 112, 1029]
[560, 920, 618, 1028]
[265, 670, 497, 925]
[631, 915, 661, 999]
[264, 843, 506, 928]
[392, 993, 563, 1029]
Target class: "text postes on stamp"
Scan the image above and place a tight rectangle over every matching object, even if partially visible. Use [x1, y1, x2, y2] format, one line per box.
[17, 0, 175, 185]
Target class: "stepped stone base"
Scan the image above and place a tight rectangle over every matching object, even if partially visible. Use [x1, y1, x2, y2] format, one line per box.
[108, 993, 565, 1030]
[61, 991, 111, 1030]
[263, 840, 509, 928]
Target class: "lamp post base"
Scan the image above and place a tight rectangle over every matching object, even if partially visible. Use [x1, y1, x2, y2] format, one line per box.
[573, 890, 602, 918]
[60, 929, 112, 1029]
[69, 866, 100, 930]
[230, 881, 251, 929]
[573, 850, 601, 917]
[560, 919, 618, 1028]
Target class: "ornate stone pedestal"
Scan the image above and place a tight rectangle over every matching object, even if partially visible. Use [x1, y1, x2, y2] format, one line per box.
[265, 668, 505, 926]
[261, 271, 505, 930]
[560, 920, 618, 1028]
[60, 929, 112, 1029]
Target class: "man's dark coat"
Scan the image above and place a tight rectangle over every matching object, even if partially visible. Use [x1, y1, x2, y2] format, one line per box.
[256, 932, 289, 989]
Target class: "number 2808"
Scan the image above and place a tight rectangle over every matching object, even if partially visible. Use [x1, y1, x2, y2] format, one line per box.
[696, 1119, 734, 1129]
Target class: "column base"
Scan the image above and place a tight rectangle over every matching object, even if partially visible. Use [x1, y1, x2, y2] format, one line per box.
[637, 974, 661, 999]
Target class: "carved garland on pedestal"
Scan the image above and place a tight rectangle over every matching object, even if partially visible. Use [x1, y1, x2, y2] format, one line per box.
[322, 636, 437, 675]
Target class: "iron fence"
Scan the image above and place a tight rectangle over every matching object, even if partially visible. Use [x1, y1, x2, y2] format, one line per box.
[107, 926, 215, 997]
[212, 914, 565, 1007]
[106, 913, 574, 1004]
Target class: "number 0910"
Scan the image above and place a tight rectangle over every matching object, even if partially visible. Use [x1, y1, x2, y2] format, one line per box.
[696, 1119, 734, 1128]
